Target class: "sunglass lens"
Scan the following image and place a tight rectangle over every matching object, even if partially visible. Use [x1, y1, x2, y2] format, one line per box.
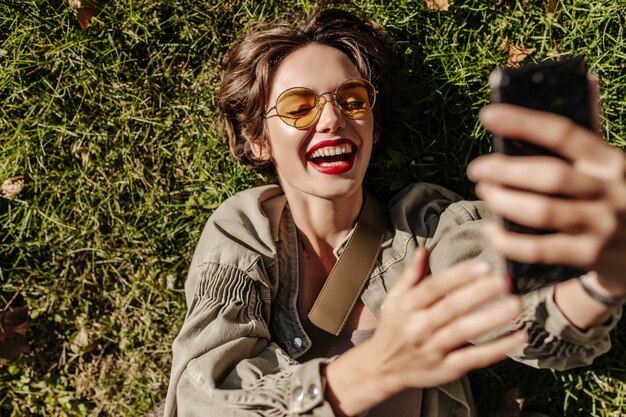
[275, 88, 318, 127]
[336, 80, 375, 119]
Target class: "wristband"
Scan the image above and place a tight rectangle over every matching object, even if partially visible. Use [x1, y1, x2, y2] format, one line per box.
[578, 274, 626, 307]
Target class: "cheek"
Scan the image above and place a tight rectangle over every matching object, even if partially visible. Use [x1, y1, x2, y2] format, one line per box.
[265, 120, 309, 157]
[355, 117, 375, 144]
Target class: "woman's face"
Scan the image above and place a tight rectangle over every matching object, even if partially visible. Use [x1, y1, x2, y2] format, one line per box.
[259, 43, 375, 203]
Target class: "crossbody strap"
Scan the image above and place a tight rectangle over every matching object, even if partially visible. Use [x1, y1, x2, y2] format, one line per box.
[307, 191, 388, 336]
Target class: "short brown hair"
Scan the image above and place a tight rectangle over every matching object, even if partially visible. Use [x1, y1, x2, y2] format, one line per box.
[217, 3, 401, 173]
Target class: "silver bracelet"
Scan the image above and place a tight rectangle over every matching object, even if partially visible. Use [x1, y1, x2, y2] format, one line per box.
[578, 274, 626, 307]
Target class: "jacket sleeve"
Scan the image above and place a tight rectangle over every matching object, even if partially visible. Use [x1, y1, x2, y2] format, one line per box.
[164, 262, 336, 417]
[426, 199, 621, 371]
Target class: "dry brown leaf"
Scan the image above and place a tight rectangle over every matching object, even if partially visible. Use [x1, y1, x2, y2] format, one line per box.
[0, 306, 30, 365]
[552, 40, 562, 57]
[68, 0, 100, 30]
[500, 37, 536, 67]
[75, 146, 91, 168]
[1, 176, 24, 199]
[499, 36, 510, 52]
[546, 0, 558, 14]
[426, 0, 449, 11]
[507, 44, 536, 67]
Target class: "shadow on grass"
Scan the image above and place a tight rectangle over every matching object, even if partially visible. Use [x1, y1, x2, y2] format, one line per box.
[470, 318, 626, 417]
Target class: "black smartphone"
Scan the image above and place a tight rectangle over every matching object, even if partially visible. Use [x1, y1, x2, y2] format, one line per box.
[488, 56, 592, 293]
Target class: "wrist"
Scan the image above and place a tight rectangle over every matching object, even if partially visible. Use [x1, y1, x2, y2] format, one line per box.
[323, 340, 399, 415]
[594, 273, 626, 298]
[578, 273, 626, 306]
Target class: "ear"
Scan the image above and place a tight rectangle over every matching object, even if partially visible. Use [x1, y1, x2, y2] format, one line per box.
[250, 138, 272, 161]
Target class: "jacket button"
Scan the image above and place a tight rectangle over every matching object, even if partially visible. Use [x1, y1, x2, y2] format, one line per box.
[293, 386, 305, 403]
[308, 384, 320, 399]
[293, 337, 303, 348]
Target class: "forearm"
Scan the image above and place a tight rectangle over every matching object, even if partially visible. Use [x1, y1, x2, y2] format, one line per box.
[554, 271, 625, 329]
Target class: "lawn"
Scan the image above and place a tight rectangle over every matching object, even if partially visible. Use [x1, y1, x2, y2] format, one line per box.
[1, 0, 625, 416]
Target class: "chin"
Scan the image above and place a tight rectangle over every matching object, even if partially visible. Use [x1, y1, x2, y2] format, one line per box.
[277, 168, 365, 202]
[308, 180, 363, 201]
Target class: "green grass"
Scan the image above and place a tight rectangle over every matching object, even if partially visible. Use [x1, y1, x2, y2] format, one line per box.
[1, 0, 625, 415]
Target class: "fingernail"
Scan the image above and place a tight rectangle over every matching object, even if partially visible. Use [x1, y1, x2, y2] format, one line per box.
[492, 274, 510, 292]
[507, 331, 528, 354]
[472, 260, 491, 274]
[482, 222, 498, 239]
[513, 330, 528, 343]
[467, 161, 486, 179]
[479, 106, 496, 124]
[506, 297, 523, 315]
[474, 182, 485, 197]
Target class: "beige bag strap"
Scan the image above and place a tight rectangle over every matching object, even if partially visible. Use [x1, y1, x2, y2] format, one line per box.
[307, 192, 388, 336]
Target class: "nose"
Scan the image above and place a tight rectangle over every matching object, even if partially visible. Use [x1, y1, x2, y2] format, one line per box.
[315, 94, 346, 133]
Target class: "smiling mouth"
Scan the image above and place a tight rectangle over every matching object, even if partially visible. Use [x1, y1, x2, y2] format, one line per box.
[306, 143, 354, 167]
[305, 141, 357, 175]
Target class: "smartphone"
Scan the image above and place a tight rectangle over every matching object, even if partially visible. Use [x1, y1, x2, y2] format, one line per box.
[488, 56, 592, 293]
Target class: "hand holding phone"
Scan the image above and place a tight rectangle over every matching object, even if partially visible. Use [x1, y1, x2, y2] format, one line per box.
[487, 57, 592, 293]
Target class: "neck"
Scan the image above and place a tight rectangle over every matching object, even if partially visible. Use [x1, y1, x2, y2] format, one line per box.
[285, 187, 364, 257]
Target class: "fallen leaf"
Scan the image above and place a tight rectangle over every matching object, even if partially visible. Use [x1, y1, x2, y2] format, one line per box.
[425, 0, 449, 11]
[75, 146, 91, 168]
[70, 326, 90, 353]
[0, 306, 30, 365]
[499, 36, 510, 52]
[500, 37, 536, 67]
[1, 176, 24, 199]
[546, 0, 558, 14]
[507, 44, 535, 66]
[68, 0, 100, 30]
[77, 8, 98, 30]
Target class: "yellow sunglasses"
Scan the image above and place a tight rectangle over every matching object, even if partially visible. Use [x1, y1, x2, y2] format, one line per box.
[264, 78, 377, 129]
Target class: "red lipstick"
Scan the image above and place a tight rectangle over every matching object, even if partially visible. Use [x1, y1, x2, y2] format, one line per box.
[305, 138, 357, 175]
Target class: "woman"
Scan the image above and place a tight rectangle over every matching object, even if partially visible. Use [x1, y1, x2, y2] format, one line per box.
[165, 4, 626, 416]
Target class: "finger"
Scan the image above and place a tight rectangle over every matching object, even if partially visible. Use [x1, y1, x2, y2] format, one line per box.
[442, 330, 528, 379]
[428, 295, 522, 353]
[482, 222, 603, 267]
[405, 258, 492, 310]
[468, 154, 605, 198]
[475, 182, 607, 232]
[606, 180, 626, 209]
[414, 247, 430, 282]
[414, 272, 510, 336]
[389, 247, 430, 295]
[480, 104, 624, 180]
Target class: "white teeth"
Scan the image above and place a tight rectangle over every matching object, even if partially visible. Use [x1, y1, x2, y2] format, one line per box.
[318, 161, 346, 167]
[309, 143, 353, 159]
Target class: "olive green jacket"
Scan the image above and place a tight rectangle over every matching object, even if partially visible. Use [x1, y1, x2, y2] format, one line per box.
[165, 183, 620, 417]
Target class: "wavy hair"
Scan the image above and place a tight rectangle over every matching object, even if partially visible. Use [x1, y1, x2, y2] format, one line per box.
[217, 3, 401, 172]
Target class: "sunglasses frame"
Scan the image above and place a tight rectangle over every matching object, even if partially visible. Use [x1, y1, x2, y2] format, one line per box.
[264, 78, 377, 129]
